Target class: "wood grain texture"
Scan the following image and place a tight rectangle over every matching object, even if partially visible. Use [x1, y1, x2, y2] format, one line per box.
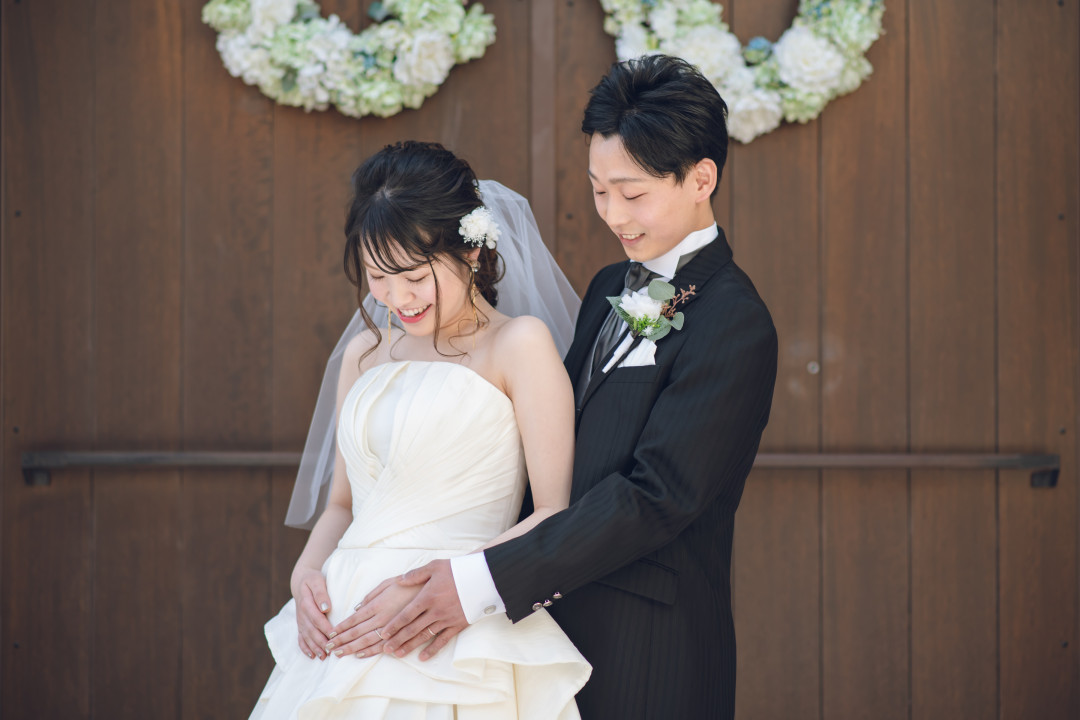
[908, 1, 998, 717]
[820, 0, 910, 717]
[555, 0, 620, 294]
[728, 1, 822, 716]
[1, 0, 96, 715]
[180, 0, 276, 715]
[91, 0, 184, 716]
[996, 1, 1079, 717]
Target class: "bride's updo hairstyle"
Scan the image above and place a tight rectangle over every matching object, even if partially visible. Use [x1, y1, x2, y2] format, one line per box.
[344, 141, 502, 354]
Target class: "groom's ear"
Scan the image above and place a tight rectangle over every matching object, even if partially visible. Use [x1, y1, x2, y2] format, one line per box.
[690, 158, 718, 204]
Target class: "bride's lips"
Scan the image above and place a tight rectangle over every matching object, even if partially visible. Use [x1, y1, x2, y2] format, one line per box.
[396, 305, 432, 324]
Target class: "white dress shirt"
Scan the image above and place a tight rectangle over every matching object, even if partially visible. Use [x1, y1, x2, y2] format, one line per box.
[450, 223, 719, 623]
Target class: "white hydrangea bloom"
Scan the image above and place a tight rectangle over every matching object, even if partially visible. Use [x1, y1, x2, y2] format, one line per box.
[648, 3, 680, 43]
[393, 30, 455, 86]
[727, 88, 783, 144]
[664, 25, 744, 85]
[774, 25, 845, 96]
[620, 288, 663, 322]
[250, 0, 296, 39]
[615, 23, 653, 61]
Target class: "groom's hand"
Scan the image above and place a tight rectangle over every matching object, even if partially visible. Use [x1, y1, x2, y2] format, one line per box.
[381, 559, 468, 661]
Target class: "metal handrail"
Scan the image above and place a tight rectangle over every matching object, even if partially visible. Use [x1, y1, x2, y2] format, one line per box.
[21, 450, 1060, 487]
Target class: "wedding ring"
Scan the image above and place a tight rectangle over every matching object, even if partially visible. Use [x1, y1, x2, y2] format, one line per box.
[427, 628, 437, 638]
[375, 628, 385, 640]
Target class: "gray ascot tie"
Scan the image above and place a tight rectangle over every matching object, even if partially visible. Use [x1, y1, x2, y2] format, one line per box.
[587, 262, 658, 376]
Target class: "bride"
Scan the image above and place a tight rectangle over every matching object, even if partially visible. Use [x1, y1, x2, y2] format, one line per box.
[250, 141, 591, 719]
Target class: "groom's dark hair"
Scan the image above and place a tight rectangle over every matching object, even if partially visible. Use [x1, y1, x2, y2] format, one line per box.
[582, 55, 728, 196]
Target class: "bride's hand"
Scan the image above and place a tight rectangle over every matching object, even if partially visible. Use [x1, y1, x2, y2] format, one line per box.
[292, 567, 334, 660]
[324, 578, 423, 658]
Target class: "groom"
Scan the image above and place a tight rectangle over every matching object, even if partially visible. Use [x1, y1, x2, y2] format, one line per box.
[380, 55, 776, 718]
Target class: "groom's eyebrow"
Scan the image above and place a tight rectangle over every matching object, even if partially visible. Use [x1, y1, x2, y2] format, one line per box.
[586, 169, 645, 184]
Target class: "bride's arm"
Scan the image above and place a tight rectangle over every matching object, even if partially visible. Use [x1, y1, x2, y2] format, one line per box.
[290, 332, 370, 659]
[478, 315, 575, 550]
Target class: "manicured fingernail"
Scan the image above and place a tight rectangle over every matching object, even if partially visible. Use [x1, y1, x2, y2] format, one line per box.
[395, 649, 406, 658]
[357, 651, 366, 658]
[307, 652, 314, 659]
[334, 649, 343, 657]
[320, 603, 329, 612]
[328, 631, 338, 639]
[325, 642, 335, 651]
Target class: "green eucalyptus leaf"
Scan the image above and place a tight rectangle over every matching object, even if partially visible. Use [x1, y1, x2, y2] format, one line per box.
[670, 312, 684, 331]
[649, 324, 671, 342]
[647, 279, 676, 302]
[281, 69, 298, 93]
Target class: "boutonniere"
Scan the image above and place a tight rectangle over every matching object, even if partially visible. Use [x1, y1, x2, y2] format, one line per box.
[608, 279, 696, 343]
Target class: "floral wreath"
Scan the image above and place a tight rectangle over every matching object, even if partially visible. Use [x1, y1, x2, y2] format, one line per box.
[602, 0, 885, 143]
[202, 0, 496, 119]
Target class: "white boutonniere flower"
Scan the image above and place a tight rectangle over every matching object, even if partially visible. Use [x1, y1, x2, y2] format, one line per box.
[608, 279, 696, 343]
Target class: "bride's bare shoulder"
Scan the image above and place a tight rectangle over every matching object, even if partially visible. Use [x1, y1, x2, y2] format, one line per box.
[490, 315, 560, 367]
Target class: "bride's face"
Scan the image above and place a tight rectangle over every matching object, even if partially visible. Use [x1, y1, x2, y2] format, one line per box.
[364, 246, 474, 338]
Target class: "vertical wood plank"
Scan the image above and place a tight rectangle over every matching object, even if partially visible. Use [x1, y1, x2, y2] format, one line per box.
[180, 1, 276, 715]
[91, 0, 184, 716]
[268, 0, 367, 619]
[1, 0, 96, 715]
[555, 0, 618, 294]
[997, 1, 1079, 717]
[908, 0, 998, 717]
[531, 0, 558, 250]
[729, 1, 822, 716]
[820, 1, 909, 718]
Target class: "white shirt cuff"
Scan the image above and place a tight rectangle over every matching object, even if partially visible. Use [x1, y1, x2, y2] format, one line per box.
[450, 551, 506, 624]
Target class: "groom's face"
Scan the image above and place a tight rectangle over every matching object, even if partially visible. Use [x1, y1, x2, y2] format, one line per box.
[587, 134, 708, 263]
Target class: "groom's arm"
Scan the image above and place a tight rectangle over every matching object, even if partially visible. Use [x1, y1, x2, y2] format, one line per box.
[487, 291, 777, 621]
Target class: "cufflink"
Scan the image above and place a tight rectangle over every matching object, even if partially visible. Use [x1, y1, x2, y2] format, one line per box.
[552, 592, 563, 599]
[542, 599, 553, 607]
[483, 605, 496, 615]
[531, 602, 543, 612]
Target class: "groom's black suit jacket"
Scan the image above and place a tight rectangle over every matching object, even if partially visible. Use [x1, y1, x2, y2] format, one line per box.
[485, 229, 777, 720]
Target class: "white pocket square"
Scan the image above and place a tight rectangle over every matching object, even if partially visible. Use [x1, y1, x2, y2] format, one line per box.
[603, 336, 657, 373]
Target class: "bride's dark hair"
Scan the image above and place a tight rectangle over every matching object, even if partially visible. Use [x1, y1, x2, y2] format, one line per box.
[344, 141, 502, 355]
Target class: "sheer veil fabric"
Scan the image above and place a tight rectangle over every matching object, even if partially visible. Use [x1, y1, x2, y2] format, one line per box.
[285, 180, 581, 529]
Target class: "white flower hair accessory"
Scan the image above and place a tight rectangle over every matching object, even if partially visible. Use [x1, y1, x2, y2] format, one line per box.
[458, 206, 500, 250]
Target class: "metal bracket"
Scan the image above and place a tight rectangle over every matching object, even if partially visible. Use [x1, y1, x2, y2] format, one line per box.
[1030, 468, 1059, 488]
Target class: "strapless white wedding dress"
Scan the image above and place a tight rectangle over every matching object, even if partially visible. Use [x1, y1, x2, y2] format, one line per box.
[251, 361, 591, 720]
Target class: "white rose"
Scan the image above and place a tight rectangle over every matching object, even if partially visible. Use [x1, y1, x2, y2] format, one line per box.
[721, 66, 756, 96]
[774, 25, 845, 96]
[620, 288, 663, 322]
[663, 25, 744, 85]
[393, 30, 455, 86]
[615, 24, 654, 62]
[726, 88, 783, 144]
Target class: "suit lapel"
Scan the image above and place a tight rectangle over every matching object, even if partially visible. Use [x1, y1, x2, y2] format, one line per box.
[575, 228, 735, 416]
[665, 227, 733, 312]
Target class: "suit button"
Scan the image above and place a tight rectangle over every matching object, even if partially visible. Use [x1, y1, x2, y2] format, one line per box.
[542, 599, 553, 607]
[531, 602, 543, 612]
[552, 592, 563, 599]
[483, 605, 496, 615]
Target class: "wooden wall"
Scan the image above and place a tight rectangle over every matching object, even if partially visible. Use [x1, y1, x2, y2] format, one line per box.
[2, 0, 1077, 717]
